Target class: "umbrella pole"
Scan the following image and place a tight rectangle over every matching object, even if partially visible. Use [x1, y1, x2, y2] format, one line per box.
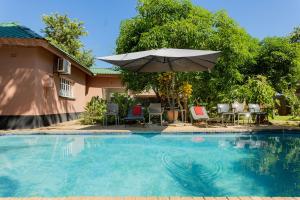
[172, 74, 175, 123]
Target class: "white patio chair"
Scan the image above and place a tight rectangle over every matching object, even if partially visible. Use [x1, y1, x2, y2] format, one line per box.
[232, 102, 251, 125]
[248, 103, 268, 125]
[103, 103, 119, 126]
[217, 104, 235, 125]
[148, 103, 164, 126]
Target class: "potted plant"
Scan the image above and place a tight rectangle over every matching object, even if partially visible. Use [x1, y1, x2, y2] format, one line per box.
[179, 81, 193, 122]
[157, 72, 179, 122]
[157, 73, 193, 123]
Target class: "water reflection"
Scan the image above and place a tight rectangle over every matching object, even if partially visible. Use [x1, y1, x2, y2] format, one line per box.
[63, 137, 85, 157]
[233, 136, 267, 149]
[60, 136, 108, 157]
[234, 134, 300, 196]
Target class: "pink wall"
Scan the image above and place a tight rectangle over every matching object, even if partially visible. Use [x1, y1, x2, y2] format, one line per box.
[0, 46, 87, 116]
[34, 47, 87, 115]
[86, 75, 124, 101]
[0, 45, 125, 118]
[0, 46, 38, 115]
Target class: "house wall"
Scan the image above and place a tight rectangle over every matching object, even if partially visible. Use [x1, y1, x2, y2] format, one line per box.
[34, 47, 86, 115]
[0, 46, 87, 129]
[0, 46, 38, 116]
[0, 45, 126, 129]
[86, 75, 124, 101]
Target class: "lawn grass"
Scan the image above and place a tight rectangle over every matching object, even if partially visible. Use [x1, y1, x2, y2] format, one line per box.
[272, 115, 300, 121]
[269, 115, 300, 127]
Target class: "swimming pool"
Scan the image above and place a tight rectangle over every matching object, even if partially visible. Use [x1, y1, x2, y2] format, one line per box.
[0, 133, 299, 197]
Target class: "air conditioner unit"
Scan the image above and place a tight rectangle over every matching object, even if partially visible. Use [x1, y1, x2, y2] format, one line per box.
[57, 58, 71, 74]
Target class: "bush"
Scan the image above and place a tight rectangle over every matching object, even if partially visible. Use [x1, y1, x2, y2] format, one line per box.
[80, 96, 107, 125]
[228, 75, 278, 114]
[283, 88, 300, 117]
[111, 93, 138, 119]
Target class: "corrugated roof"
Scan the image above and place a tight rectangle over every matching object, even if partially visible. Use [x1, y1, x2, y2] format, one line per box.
[90, 67, 120, 75]
[0, 22, 43, 39]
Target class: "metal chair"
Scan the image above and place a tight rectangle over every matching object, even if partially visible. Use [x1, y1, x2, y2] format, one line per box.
[148, 103, 164, 126]
[232, 102, 251, 125]
[103, 103, 119, 126]
[124, 105, 145, 127]
[249, 104, 268, 125]
[217, 104, 235, 125]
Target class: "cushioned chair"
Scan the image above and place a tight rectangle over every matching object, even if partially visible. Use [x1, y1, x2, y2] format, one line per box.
[124, 105, 145, 127]
[189, 106, 209, 127]
[148, 103, 164, 126]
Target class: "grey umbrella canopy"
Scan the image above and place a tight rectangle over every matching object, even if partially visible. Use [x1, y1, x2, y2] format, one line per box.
[97, 48, 221, 123]
[97, 48, 221, 72]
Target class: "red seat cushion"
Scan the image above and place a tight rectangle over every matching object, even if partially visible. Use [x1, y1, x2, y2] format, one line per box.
[132, 105, 142, 116]
[194, 106, 204, 116]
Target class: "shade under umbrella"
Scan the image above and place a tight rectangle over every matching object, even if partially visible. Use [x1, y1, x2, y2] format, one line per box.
[97, 48, 221, 72]
[97, 48, 221, 123]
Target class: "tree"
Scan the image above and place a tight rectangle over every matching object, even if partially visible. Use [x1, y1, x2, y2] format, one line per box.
[42, 13, 95, 68]
[290, 26, 300, 43]
[116, 0, 260, 106]
[228, 75, 277, 114]
[252, 37, 300, 92]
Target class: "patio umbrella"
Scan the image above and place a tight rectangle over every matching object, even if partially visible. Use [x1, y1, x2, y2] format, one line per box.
[97, 48, 221, 122]
[97, 48, 220, 72]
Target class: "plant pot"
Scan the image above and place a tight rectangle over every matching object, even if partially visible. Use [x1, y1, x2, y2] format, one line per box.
[167, 110, 179, 122]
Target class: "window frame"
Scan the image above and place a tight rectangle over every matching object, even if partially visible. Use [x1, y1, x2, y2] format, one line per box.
[59, 77, 74, 99]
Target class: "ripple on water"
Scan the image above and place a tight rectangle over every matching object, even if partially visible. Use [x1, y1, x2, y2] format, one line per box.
[161, 152, 224, 196]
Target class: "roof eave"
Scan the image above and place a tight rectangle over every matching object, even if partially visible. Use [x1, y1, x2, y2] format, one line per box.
[0, 38, 93, 76]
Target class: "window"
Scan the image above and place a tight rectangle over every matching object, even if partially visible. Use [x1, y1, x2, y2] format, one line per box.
[59, 78, 74, 98]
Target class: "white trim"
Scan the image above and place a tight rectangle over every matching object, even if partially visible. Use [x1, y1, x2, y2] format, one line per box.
[59, 77, 74, 99]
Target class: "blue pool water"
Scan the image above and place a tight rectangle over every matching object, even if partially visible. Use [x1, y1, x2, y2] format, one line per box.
[0, 133, 299, 197]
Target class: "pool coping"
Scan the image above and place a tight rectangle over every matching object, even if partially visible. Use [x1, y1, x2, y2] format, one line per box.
[0, 127, 300, 136]
[0, 196, 299, 199]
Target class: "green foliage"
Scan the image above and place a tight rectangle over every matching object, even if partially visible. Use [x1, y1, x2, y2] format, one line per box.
[42, 13, 95, 68]
[115, 0, 300, 117]
[119, 67, 159, 93]
[290, 26, 300, 43]
[157, 72, 174, 107]
[116, 0, 259, 105]
[111, 93, 138, 119]
[282, 88, 300, 117]
[77, 49, 95, 68]
[80, 96, 106, 125]
[233, 76, 275, 104]
[252, 37, 300, 92]
[240, 136, 300, 194]
[227, 76, 277, 114]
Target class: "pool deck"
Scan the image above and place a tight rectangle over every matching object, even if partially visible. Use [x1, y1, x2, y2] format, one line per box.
[0, 197, 299, 200]
[0, 119, 300, 135]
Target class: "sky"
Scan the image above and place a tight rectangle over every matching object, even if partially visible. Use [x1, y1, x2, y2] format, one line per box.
[1, 0, 300, 67]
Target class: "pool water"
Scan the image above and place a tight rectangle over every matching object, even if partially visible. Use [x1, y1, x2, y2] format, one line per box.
[0, 133, 299, 197]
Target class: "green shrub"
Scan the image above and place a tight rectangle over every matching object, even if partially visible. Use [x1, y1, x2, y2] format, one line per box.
[111, 93, 137, 119]
[80, 96, 107, 125]
[283, 88, 300, 117]
[228, 75, 278, 115]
